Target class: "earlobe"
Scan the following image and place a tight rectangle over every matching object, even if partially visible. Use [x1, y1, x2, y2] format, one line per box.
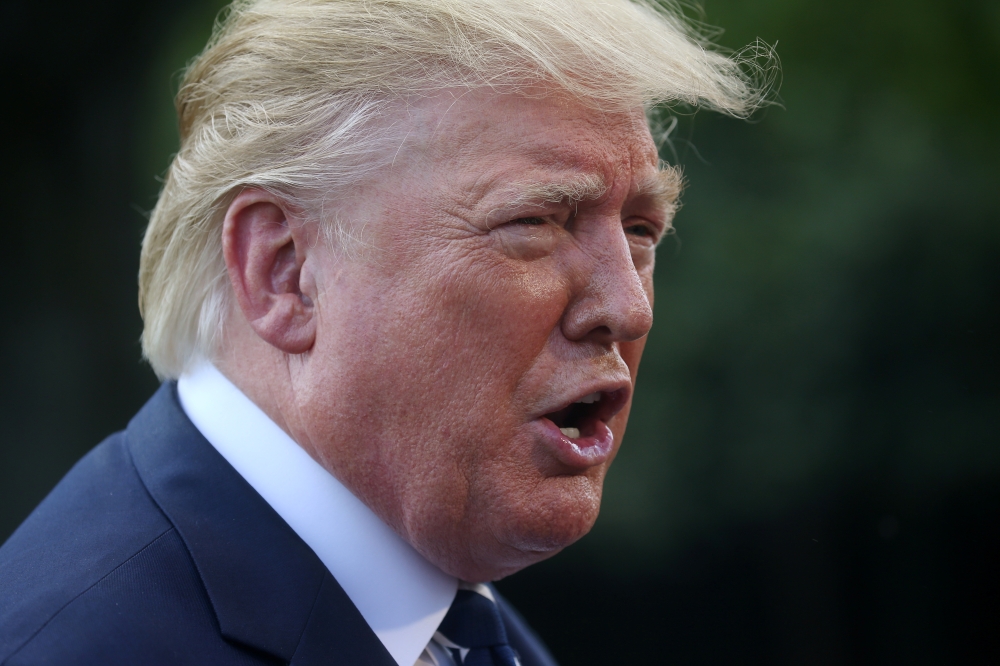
[222, 189, 317, 354]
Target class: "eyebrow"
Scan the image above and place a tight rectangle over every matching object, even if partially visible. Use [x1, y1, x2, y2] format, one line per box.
[636, 164, 684, 220]
[513, 165, 683, 209]
[486, 164, 684, 228]
[515, 173, 609, 207]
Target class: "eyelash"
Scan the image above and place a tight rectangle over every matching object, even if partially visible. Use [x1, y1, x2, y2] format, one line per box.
[514, 217, 658, 243]
[625, 224, 653, 238]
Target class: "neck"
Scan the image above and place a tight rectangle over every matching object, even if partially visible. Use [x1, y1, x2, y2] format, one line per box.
[212, 314, 321, 464]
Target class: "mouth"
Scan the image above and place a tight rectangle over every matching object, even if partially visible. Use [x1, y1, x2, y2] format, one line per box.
[536, 386, 630, 469]
[542, 388, 628, 439]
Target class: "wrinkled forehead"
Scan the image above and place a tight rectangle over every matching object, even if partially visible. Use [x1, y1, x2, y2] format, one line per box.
[378, 90, 663, 205]
[387, 88, 660, 181]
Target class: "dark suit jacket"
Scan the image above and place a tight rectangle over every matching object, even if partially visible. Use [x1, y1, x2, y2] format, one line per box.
[0, 383, 558, 666]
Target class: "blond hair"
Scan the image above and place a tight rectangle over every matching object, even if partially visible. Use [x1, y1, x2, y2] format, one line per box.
[139, 0, 771, 379]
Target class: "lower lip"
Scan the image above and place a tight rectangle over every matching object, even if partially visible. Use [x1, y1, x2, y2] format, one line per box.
[536, 417, 615, 469]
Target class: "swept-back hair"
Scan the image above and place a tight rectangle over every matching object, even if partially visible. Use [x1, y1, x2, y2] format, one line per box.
[140, 0, 771, 379]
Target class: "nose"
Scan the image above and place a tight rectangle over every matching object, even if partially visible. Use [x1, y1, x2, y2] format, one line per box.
[561, 220, 654, 345]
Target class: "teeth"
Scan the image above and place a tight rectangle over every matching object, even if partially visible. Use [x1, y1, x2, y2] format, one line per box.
[559, 427, 581, 438]
[576, 392, 600, 404]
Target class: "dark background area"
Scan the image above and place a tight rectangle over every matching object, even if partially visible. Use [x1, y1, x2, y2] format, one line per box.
[1, 0, 997, 663]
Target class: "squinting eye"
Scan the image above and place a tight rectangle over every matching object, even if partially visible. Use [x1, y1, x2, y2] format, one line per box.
[515, 217, 546, 225]
[625, 224, 653, 238]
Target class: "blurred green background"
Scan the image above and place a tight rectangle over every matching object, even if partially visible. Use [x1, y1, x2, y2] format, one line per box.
[1, 0, 997, 663]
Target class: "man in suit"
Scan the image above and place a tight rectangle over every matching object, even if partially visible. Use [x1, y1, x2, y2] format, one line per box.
[0, 0, 762, 663]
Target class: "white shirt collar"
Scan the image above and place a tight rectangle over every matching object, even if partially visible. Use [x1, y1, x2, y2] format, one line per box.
[177, 362, 458, 666]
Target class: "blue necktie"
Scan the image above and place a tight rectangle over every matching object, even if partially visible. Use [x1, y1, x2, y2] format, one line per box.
[436, 586, 520, 666]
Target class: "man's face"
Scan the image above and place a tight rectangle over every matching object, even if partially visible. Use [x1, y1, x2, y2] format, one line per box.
[296, 90, 675, 581]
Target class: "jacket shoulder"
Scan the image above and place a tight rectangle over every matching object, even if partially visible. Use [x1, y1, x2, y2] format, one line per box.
[0, 389, 290, 666]
[3, 527, 278, 666]
[0, 432, 173, 662]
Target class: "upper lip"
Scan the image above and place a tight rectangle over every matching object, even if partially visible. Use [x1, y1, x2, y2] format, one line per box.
[535, 379, 632, 425]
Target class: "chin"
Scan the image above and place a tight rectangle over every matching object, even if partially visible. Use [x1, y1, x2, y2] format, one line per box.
[480, 474, 604, 579]
[401, 461, 609, 582]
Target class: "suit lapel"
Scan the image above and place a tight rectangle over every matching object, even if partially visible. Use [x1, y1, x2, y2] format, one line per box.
[126, 383, 395, 665]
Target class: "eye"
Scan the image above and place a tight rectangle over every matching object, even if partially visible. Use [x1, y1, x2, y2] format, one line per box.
[514, 216, 547, 226]
[624, 222, 659, 242]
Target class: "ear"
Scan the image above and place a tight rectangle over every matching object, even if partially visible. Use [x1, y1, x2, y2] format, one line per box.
[222, 188, 317, 354]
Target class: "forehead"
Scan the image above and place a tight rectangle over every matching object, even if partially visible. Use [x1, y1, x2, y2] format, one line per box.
[395, 90, 660, 193]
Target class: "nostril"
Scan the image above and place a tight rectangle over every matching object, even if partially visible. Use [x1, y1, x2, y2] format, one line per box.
[592, 325, 613, 339]
[561, 281, 651, 344]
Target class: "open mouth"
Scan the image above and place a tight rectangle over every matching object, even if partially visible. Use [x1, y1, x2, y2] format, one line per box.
[542, 389, 627, 441]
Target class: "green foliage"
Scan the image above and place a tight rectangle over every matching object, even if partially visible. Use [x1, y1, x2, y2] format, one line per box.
[593, 0, 1000, 565]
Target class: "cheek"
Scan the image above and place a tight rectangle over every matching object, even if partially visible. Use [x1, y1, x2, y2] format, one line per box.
[346, 251, 570, 473]
[605, 336, 648, 449]
[640, 265, 655, 309]
[620, 336, 648, 383]
[428, 256, 569, 388]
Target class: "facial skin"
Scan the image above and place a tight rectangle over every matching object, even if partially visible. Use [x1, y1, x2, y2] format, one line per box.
[219, 89, 678, 582]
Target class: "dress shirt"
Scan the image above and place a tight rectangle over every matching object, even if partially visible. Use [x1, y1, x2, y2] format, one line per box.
[178, 362, 458, 666]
